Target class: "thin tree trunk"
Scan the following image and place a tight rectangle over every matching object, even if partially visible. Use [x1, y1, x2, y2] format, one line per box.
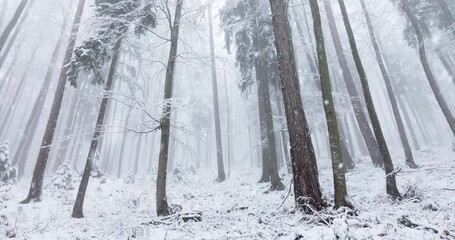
[360, 0, 417, 168]
[72, 34, 124, 219]
[0, 0, 28, 53]
[337, 0, 401, 199]
[156, 0, 183, 217]
[255, 54, 270, 183]
[262, 72, 284, 190]
[208, 4, 226, 182]
[21, 0, 86, 204]
[309, 0, 352, 209]
[268, 0, 324, 211]
[401, 0, 455, 137]
[323, 0, 383, 167]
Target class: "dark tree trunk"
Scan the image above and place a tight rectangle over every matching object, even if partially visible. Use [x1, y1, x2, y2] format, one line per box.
[208, 4, 226, 182]
[323, 0, 383, 167]
[360, 0, 417, 168]
[0, 0, 28, 53]
[21, 0, 86, 204]
[156, 0, 183, 217]
[309, 0, 352, 209]
[401, 0, 455, 138]
[268, 0, 324, 211]
[337, 0, 401, 199]
[72, 34, 124, 219]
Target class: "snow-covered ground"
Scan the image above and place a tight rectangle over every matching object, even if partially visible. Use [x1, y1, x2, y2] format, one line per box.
[1, 146, 455, 239]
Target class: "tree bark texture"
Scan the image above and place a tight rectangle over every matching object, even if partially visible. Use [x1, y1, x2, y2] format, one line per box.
[268, 0, 324, 211]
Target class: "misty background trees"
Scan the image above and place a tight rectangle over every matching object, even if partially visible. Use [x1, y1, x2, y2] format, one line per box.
[0, 0, 454, 222]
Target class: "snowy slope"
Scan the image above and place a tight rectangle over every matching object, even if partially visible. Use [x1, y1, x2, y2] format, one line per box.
[1, 146, 454, 239]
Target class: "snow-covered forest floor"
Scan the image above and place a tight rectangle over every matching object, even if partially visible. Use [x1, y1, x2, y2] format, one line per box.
[1, 146, 455, 239]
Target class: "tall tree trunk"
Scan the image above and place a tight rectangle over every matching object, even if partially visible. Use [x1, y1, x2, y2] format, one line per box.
[156, 0, 183, 217]
[208, 4, 226, 182]
[323, 0, 383, 167]
[254, 47, 270, 183]
[72, 34, 124, 219]
[401, 0, 455, 137]
[268, 0, 324, 211]
[21, 0, 86, 204]
[337, 0, 401, 199]
[360, 0, 417, 168]
[309, 0, 352, 209]
[0, 0, 28, 53]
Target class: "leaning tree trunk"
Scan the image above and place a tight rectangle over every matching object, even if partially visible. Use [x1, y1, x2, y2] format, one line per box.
[323, 0, 383, 167]
[309, 0, 352, 209]
[72, 34, 124, 219]
[208, 4, 226, 182]
[21, 0, 86, 204]
[156, 0, 183, 217]
[0, 0, 34, 71]
[337, 0, 401, 199]
[360, 0, 417, 168]
[0, 0, 28, 53]
[268, 0, 324, 211]
[401, 0, 455, 138]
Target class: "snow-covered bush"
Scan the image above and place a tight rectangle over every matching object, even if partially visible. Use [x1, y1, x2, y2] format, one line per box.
[124, 172, 135, 184]
[0, 141, 17, 186]
[51, 161, 76, 190]
[403, 180, 424, 201]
